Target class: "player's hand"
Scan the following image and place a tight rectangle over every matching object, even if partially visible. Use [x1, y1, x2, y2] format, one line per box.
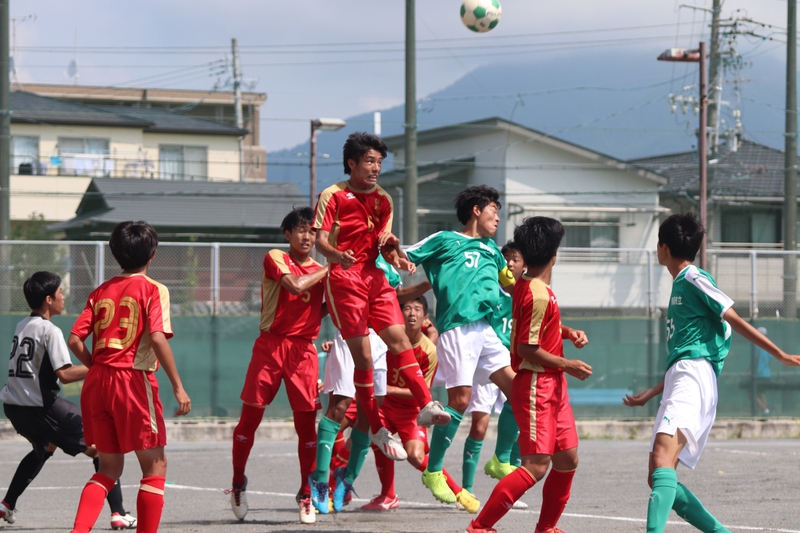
[396, 258, 416, 275]
[777, 353, 800, 367]
[622, 388, 657, 407]
[173, 387, 192, 416]
[338, 249, 356, 270]
[321, 340, 333, 353]
[563, 359, 592, 381]
[317, 379, 324, 394]
[568, 329, 588, 349]
[378, 232, 399, 247]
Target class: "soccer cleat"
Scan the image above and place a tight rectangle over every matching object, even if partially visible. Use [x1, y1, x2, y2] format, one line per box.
[484, 454, 516, 480]
[361, 494, 400, 512]
[226, 477, 248, 520]
[308, 474, 329, 514]
[512, 499, 529, 509]
[298, 495, 316, 524]
[534, 527, 566, 533]
[455, 489, 480, 514]
[332, 466, 357, 512]
[369, 427, 408, 461]
[417, 400, 451, 427]
[421, 468, 457, 504]
[110, 512, 137, 530]
[466, 520, 498, 533]
[0, 501, 15, 524]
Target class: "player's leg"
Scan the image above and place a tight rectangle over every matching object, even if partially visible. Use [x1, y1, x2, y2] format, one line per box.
[1, 446, 52, 520]
[463, 386, 490, 494]
[481, 327, 520, 478]
[72, 452, 124, 533]
[646, 432, 685, 533]
[88, 454, 135, 530]
[132, 447, 167, 533]
[535, 447, 578, 532]
[672, 482, 730, 532]
[309, 393, 351, 513]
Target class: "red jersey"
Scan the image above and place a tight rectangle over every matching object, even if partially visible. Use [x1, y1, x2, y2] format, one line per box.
[385, 335, 438, 408]
[314, 181, 394, 266]
[260, 249, 325, 340]
[510, 276, 564, 373]
[71, 273, 172, 371]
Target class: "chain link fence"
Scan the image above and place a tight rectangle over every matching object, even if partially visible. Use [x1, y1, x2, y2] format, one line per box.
[2, 241, 800, 419]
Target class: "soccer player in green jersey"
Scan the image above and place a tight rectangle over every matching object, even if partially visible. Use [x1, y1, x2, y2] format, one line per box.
[406, 185, 519, 503]
[624, 213, 800, 533]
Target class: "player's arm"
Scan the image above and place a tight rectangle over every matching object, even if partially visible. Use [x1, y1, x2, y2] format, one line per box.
[151, 331, 192, 416]
[561, 324, 588, 349]
[67, 333, 92, 367]
[723, 308, 800, 366]
[379, 232, 415, 273]
[424, 321, 439, 344]
[516, 343, 592, 380]
[396, 280, 432, 305]
[55, 363, 89, 384]
[623, 379, 664, 407]
[279, 264, 330, 296]
[386, 384, 414, 400]
[315, 229, 355, 269]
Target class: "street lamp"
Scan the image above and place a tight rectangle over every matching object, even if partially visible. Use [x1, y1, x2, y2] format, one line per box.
[310, 118, 346, 205]
[658, 42, 708, 269]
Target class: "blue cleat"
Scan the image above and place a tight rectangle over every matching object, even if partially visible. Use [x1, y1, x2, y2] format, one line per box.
[332, 466, 357, 512]
[308, 474, 329, 514]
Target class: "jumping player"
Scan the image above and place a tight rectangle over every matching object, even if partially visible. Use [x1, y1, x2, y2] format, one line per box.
[364, 296, 479, 515]
[0, 272, 135, 530]
[405, 185, 519, 503]
[68, 221, 192, 533]
[228, 207, 329, 524]
[623, 213, 800, 533]
[310, 131, 449, 512]
[467, 216, 592, 533]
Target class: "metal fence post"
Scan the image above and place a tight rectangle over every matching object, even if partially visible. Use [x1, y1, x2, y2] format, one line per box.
[95, 242, 105, 286]
[750, 250, 758, 319]
[210, 243, 220, 417]
[646, 249, 657, 416]
[211, 243, 220, 316]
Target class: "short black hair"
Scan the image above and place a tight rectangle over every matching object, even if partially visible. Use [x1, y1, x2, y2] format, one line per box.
[658, 213, 705, 261]
[23, 271, 61, 309]
[402, 295, 429, 316]
[109, 221, 159, 270]
[281, 206, 314, 233]
[454, 185, 501, 225]
[514, 217, 565, 267]
[501, 240, 519, 257]
[342, 132, 387, 175]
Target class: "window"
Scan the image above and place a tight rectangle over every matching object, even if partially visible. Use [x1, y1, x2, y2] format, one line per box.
[721, 209, 781, 245]
[159, 145, 208, 180]
[562, 220, 620, 248]
[11, 136, 41, 175]
[58, 137, 111, 177]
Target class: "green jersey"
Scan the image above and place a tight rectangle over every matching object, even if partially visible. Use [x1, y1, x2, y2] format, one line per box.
[406, 231, 510, 333]
[489, 289, 513, 349]
[375, 254, 402, 289]
[666, 265, 733, 376]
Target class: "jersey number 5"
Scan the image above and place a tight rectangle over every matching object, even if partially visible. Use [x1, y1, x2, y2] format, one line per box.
[94, 297, 141, 350]
[464, 251, 480, 268]
[8, 336, 35, 379]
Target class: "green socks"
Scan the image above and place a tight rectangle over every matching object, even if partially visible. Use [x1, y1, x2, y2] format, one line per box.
[494, 401, 519, 463]
[673, 482, 730, 532]
[461, 437, 484, 493]
[312, 416, 340, 483]
[647, 468, 677, 533]
[344, 428, 371, 484]
[428, 406, 463, 472]
[510, 440, 521, 467]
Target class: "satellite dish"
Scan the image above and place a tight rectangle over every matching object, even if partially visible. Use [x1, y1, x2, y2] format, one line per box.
[67, 60, 77, 79]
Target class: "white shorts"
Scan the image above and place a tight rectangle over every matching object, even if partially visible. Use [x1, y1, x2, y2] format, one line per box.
[650, 358, 718, 469]
[323, 329, 388, 398]
[436, 320, 510, 390]
[467, 382, 506, 414]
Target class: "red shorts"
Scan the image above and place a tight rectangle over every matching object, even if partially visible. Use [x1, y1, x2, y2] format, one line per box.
[512, 370, 578, 457]
[240, 331, 321, 412]
[380, 398, 428, 448]
[325, 263, 404, 339]
[81, 364, 166, 454]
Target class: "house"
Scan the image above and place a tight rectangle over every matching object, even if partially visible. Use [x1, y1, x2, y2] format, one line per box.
[10, 90, 249, 225]
[631, 138, 793, 249]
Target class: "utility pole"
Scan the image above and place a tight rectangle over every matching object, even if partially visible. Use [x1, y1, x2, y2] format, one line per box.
[784, 0, 798, 319]
[0, 0, 9, 314]
[403, 0, 418, 245]
[231, 38, 244, 182]
[707, 0, 722, 159]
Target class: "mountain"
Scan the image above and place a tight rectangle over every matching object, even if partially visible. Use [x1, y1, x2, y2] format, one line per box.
[267, 48, 787, 192]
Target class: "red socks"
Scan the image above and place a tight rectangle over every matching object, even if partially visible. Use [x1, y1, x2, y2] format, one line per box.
[232, 403, 264, 487]
[473, 467, 536, 529]
[373, 444, 396, 497]
[354, 368, 383, 434]
[537, 469, 575, 530]
[331, 431, 350, 470]
[72, 473, 116, 533]
[393, 349, 433, 407]
[137, 476, 166, 533]
[293, 410, 318, 495]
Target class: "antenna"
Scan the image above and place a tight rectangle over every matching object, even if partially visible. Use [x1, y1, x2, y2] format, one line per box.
[66, 28, 79, 85]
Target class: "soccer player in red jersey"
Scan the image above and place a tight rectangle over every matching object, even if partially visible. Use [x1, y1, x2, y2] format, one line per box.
[228, 207, 329, 524]
[363, 296, 479, 514]
[309, 132, 449, 512]
[68, 221, 192, 533]
[467, 217, 592, 533]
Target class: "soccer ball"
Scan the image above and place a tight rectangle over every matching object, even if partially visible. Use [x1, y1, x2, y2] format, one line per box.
[460, 0, 502, 33]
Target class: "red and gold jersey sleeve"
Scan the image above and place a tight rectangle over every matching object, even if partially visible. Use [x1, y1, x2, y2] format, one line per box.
[417, 334, 438, 388]
[511, 277, 563, 373]
[314, 182, 345, 232]
[374, 186, 394, 237]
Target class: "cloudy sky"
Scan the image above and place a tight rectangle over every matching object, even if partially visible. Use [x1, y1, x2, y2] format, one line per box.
[12, 0, 791, 152]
